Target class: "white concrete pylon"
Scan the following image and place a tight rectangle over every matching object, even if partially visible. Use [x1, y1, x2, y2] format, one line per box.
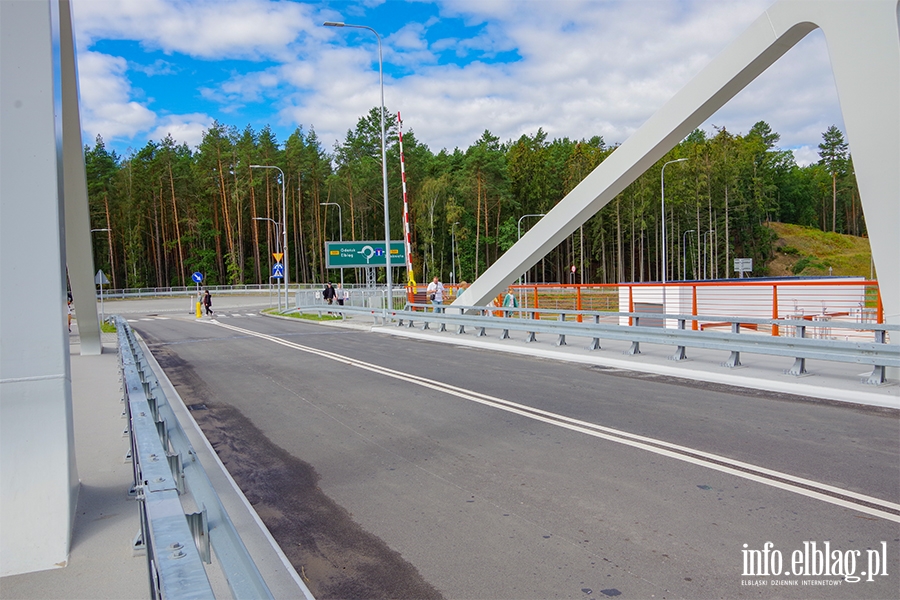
[1, 0, 80, 576]
[454, 0, 899, 330]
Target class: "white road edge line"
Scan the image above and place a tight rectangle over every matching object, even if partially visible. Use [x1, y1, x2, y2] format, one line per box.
[212, 320, 900, 523]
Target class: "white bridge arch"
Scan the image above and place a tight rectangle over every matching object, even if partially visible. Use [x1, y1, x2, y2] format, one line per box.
[455, 0, 899, 329]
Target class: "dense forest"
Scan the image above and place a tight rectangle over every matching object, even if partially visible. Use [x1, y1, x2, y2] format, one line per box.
[84, 109, 862, 289]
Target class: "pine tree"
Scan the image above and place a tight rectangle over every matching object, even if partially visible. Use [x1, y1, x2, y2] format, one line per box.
[817, 125, 848, 233]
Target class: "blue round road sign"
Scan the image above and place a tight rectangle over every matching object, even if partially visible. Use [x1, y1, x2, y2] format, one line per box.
[192, 272, 203, 283]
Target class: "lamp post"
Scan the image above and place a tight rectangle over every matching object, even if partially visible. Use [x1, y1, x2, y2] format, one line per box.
[91, 228, 110, 321]
[250, 165, 288, 311]
[253, 217, 282, 310]
[661, 158, 687, 320]
[324, 21, 392, 313]
[682, 229, 695, 280]
[320, 202, 343, 287]
[517, 213, 545, 307]
[660, 158, 687, 286]
[517, 214, 545, 286]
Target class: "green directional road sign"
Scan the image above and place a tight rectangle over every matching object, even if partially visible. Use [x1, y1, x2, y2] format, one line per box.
[325, 241, 406, 268]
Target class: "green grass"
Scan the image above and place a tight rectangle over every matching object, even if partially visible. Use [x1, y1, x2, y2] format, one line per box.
[263, 308, 342, 321]
[101, 321, 117, 333]
[769, 222, 873, 278]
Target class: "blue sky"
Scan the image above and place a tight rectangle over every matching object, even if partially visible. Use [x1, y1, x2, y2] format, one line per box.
[72, 0, 844, 165]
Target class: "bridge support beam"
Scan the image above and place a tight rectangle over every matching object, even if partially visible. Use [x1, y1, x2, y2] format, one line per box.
[1, 0, 87, 576]
[454, 0, 899, 363]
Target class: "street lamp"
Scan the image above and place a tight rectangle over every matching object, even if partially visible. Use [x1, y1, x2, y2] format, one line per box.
[90, 228, 110, 321]
[320, 202, 343, 287]
[682, 229, 695, 280]
[517, 214, 545, 286]
[661, 158, 687, 322]
[250, 165, 288, 311]
[660, 158, 687, 286]
[324, 21, 392, 313]
[253, 217, 283, 310]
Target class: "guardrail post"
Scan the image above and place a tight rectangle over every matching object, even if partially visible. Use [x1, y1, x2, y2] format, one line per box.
[864, 329, 887, 385]
[576, 286, 583, 323]
[786, 323, 808, 376]
[628, 286, 634, 326]
[691, 284, 698, 330]
[670, 318, 687, 361]
[772, 285, 780, 336]
[589, 314, 601, 351]
[721, 322, 743, 368]
[477, 310, 488, 337]
[500, 309, 511, 339]
[556, 313, 567, 346]
[526, 310, 537, 343]
[625, 316, 641, 355]
[185, 507, 211, 564]
[456, 308, 466, 334]
[167, 452, 185, 495]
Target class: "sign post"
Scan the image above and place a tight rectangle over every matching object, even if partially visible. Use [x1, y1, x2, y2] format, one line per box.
[94, 270, 109, 322]
[191, 272, 203, 317]
[325, 241, 406, 268]
[734, 258, 753, 278]
[272, 254, 284, 312]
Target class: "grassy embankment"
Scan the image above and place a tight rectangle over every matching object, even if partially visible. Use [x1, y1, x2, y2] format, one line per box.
[766, 222, 873, 278]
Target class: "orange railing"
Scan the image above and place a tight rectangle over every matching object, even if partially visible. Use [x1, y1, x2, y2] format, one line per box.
[508, 279, 882, 336]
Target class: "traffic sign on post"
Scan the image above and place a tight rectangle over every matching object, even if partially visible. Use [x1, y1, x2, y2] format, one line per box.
[734, 258, 753, 277]
[192, 272, 204, 283]
[325, 241, 406, 268]
[272, 263, 285, 279]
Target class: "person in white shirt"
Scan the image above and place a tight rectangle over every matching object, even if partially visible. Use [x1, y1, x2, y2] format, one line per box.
[426, 276, 445, 312]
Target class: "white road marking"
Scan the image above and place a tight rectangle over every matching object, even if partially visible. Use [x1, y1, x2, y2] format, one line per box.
[211, 320, 900, 523]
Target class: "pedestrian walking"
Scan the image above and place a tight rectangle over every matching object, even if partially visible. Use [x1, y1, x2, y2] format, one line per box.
[426, 276, 445, 313]
[323, 283, 335, 305]
[335, 283, 345, 306]
[203, 290, 213, 316]
[502, 287, 519, 316]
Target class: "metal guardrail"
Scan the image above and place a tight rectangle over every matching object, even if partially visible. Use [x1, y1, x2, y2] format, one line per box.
[292, 304, 898, 386]
[115, 317, 275, 600]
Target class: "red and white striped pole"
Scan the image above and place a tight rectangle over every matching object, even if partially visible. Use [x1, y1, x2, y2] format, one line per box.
[398, 111, 416, 291]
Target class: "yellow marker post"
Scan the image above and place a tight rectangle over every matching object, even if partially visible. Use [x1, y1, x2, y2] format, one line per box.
[196, 300, 202, 318]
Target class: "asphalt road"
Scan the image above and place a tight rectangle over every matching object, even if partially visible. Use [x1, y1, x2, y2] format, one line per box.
[129, 309, 900, 599]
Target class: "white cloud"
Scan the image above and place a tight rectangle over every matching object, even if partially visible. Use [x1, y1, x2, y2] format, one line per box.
[77, 51, 157, 141]
[73, 0, 318, 60]
[77, 49, 214, 151]
[791, 145, 820, 168]
[148, 114, 215, 148]
[73, 0, 845, 159]
[295, 0, 841, 154]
